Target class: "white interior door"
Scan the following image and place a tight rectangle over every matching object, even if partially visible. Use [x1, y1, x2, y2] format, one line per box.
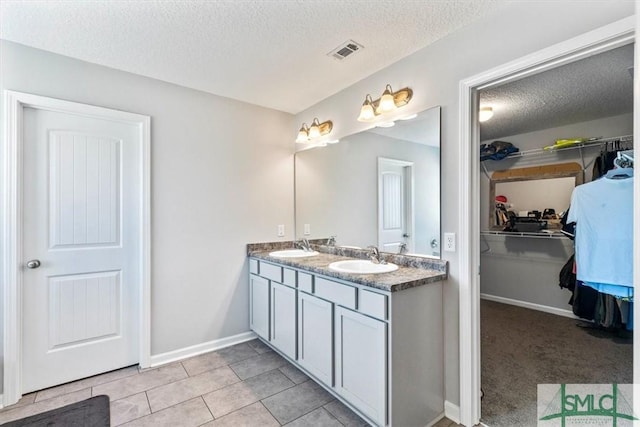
[21, 106, 142, 393]
[378, 158, 414, 253]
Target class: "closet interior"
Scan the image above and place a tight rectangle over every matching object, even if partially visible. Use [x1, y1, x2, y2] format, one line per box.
[477, 43, 634, 426]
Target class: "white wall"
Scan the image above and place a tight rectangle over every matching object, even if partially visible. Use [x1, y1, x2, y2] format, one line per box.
[0, 41, 295, 388]
[293, 1, 635, 409]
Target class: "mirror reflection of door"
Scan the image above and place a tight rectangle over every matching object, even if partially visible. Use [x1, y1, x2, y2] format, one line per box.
[378, 158, 414, 253]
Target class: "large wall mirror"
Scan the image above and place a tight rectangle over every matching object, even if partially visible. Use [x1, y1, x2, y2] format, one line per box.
[295, 106, 441, 258]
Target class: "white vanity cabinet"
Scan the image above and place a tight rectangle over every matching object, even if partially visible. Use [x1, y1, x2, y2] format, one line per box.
[270, 282, 297, 360]
[249, 259, 297, 358]
[298, 291, 333, 385]
[248, 257, 444, 427]
[249, 274, 270, 341]
[335, 306, 387, 426]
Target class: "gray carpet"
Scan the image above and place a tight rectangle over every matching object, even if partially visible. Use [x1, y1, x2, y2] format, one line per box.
[480, 299, 633, 427]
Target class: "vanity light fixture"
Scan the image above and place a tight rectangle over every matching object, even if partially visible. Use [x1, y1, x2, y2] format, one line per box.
[357, 84, 413, 122]
[479, 106, 494, 122]
[295, 118, 333, 143]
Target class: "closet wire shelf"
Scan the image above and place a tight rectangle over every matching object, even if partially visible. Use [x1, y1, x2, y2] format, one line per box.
[480, 230, 569, 239]
[480, 134, 633, 179]
[481, 134, 633, 161]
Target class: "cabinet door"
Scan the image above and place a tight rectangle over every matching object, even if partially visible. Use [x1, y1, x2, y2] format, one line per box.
[249, 274, 270, 340]
[271, 282, 296, 360]
[298, 292, 333, 386]
[335, 307, 387, 427]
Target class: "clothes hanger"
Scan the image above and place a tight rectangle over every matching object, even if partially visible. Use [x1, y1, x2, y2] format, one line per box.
[605, 167, 633, 179]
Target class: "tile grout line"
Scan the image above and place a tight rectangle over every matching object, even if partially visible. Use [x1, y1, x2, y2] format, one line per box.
[111, 362, 193, 408]
[257, 400, 283, 426]
[321, 402, 350, 427]
[282, 403, 346, 426]
[200, 393, 217, 421]
[28, 366, 140, 406]
[203, 368, 303, 420]
[0, 387, 93, 421]
[143, 390, 152, 420]
[137, 371, 243, 416]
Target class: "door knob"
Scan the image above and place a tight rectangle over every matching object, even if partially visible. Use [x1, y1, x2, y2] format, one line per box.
[26, 260, 41, 269]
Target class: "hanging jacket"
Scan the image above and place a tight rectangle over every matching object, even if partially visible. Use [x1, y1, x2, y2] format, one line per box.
[559, 254, 576, 292]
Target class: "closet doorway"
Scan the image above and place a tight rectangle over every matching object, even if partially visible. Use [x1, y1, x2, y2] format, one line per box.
[478, 40, 634, 427]
[457, 18, 636, 427]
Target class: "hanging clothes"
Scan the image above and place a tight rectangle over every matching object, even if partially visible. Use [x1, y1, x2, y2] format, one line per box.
[572, 281, 598, 321]
[592, 147, 618, 179]
[567, 169, 634, 298]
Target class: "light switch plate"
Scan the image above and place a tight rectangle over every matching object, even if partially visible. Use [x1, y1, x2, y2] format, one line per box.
[444, 232, 456, 252]
[277, 224, 285, 237]
[304, 224, 311, 235]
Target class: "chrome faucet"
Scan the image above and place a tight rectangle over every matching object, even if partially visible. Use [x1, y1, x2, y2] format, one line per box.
[398, 243, 407, 254]
[295, 239, 312, 252]
[367, 245, 386, 265]
[326, 235, 337, 246]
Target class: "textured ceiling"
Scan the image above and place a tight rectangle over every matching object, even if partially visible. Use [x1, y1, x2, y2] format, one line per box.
[479, 44, 634, 141]
[1, 0, 507, 114]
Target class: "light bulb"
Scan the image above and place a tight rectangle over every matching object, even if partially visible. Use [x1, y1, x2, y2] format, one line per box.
[376, 85, 397, 114]
[357, 95, 376, 122]
[308, 119, 321, 139]
[295, 124, 309, 143]
[479, 106, 494, 122]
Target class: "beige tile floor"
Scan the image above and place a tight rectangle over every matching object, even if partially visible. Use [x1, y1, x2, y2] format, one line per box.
[0, 339, 458, 426]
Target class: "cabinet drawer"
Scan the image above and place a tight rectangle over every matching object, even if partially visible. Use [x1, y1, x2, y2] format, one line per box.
[249, 259, 259, 275]
[260, 262, 282, 282]
[315, 277, 356, 309]
[283, 268, 297, 287]
[298, 272, 313, 293]
[359, 290, 388, 320]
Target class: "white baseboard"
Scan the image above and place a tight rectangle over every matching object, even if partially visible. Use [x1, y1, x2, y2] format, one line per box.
[149, 331, 257, 367]
[444, 400, 460, 424]
[480, 293, 579, 319]
[0, 394, 4, 409]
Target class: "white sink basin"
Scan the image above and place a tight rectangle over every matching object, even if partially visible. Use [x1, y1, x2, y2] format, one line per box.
[328, 260, 398, 274]
[269, 249, 319, 258]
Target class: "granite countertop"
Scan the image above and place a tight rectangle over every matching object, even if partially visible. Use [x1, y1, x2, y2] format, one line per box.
[247, 242, 448, 292]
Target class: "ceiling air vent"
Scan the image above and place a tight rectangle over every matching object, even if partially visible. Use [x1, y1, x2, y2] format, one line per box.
[328, 40, 364, 61]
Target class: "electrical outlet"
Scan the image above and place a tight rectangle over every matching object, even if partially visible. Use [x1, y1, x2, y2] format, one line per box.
[304, 224, 311, 235]
[444, 232, 456, 252]
[277, 224, 285, 237]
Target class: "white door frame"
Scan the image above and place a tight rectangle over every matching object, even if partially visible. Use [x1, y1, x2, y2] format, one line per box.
[2, 91, 152, 406]
[457, 17, 635, 426]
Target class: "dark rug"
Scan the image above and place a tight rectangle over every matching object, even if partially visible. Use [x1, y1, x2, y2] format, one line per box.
[1, 395, 110, 427]
[481, 300, 633, 427]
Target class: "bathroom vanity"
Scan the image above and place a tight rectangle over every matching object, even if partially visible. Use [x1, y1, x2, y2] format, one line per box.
[247, 243, 447, 427]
